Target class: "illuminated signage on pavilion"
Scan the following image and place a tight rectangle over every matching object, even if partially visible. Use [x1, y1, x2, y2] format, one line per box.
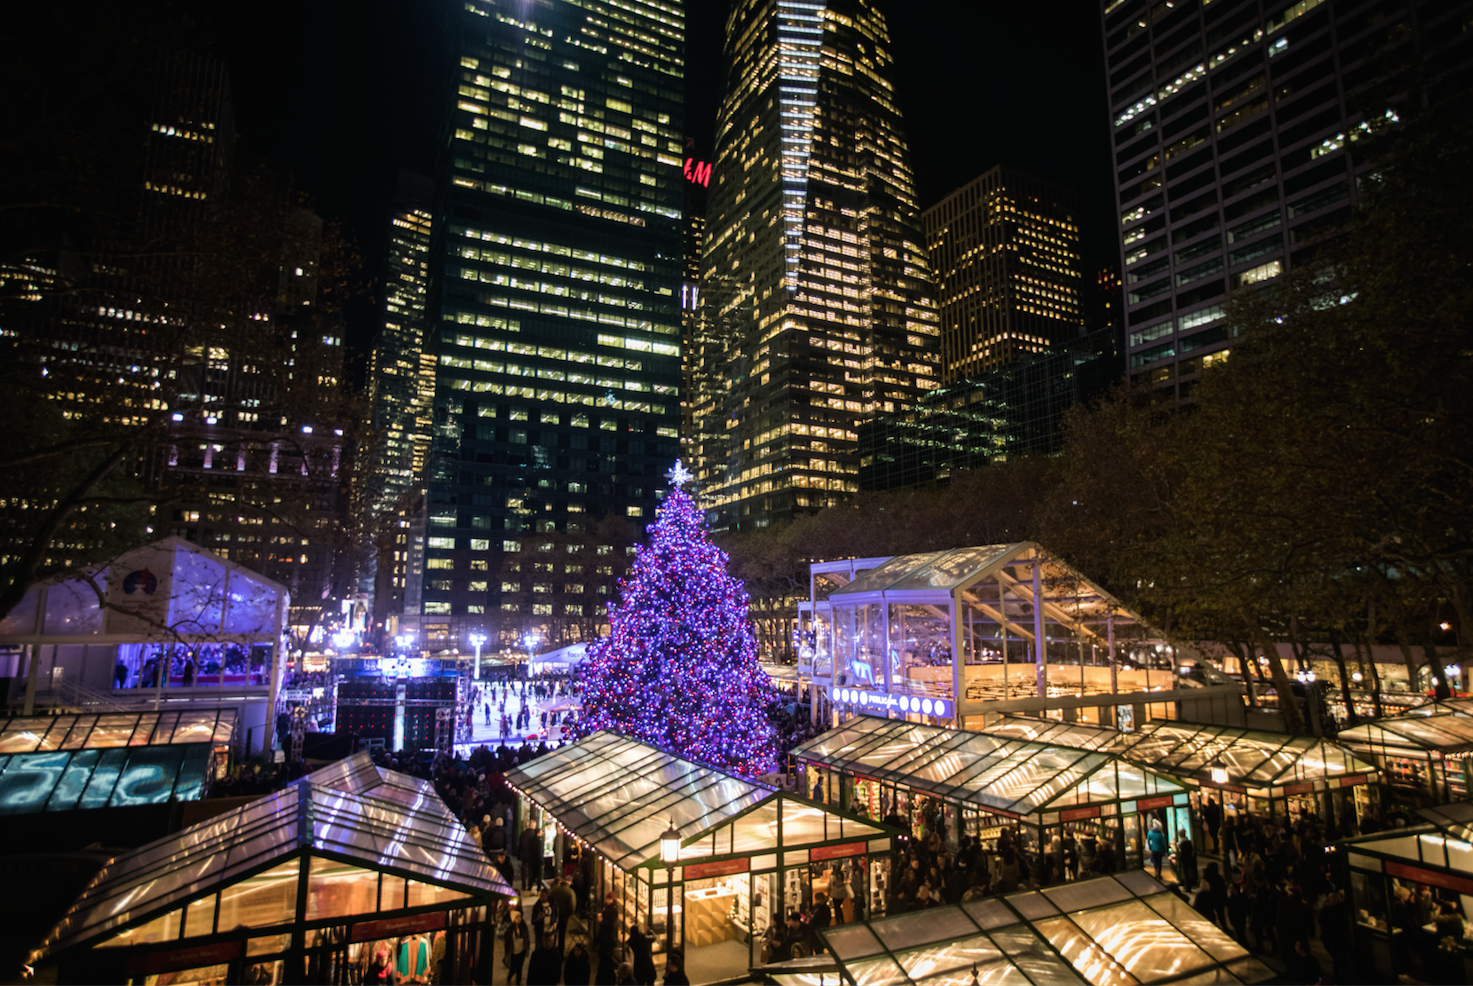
[832, 686, 952, 719]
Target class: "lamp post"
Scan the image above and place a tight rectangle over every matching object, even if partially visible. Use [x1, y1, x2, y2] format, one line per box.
[660, 820, 680, 955]
[470, 632, 487, 679]
[1210, 758, 1228, 785]
[524, 632, 539, 671]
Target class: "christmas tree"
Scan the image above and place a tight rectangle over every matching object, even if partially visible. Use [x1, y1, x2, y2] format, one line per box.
[572, 462, 778, 777]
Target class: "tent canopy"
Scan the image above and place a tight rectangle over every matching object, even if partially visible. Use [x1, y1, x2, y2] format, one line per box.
[0, 537, 287, 646]
[1106, 721, 1378, 794]
[506, 732, 890, 870]
[530, 642, 588, 675]
[793, 715, 1186, 821]
[31, 752, 512, 963]
[818, 871, 1273, 986]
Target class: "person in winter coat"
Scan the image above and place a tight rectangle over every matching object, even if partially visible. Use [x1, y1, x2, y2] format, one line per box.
[662, 949, 691, 986]
[486, 816, 509, 854]
[520, 822, 543, 890]
[1146, 818, 1169, 881]
[504, 909, 531, 986]
[627, 924, 657, 986]
[595, 895, 620, 986]
[526, 933, 563, 986]
[563, 941, 592, 986]
[1174, 829, 1199, 891]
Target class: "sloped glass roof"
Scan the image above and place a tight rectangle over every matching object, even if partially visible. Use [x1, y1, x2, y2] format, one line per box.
[792, 717, 1184, 819]
[982, 715, 1123, 751]
[32, 755, 511, 960]
[820, 873, 1274, 985]
[1338, 704, 1473, 758]
[1107, 722, 1377, 790]
[0, 744, 213, 814]
[505, 732, 777, 869]
[1337, 801, 1473, 871]
[0, 708, 236, 754]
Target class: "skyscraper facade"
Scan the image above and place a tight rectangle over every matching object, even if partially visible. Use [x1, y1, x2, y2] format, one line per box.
[1102, 0, 1473, 402]
[693, 0, 940, 530]
[922, 167, 1085, 384]
[367, 172, 435, 625]
[417, 0, 686, 645]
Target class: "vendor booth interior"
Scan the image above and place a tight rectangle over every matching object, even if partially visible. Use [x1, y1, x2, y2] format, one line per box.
[506, 731, 898, 984]
[1338, 699, 1473, 806]
[794, 715, 1190, 878]
[28, 751, 513, 985]
[806, 871, 1274, 986]
[1334, 800, 1473, 985]
[798, 543, 1245, 731]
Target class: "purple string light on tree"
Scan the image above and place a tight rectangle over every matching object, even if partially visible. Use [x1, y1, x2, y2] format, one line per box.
[570, 460, 778, 777]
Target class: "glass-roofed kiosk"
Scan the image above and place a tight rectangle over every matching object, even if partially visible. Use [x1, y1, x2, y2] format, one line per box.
[1337, 699, 1473, 806]
[1332, 801, 1473, 984]
[794, 715, 1190, 885]
[806, 871, 1273, 986]
[802, 543, 1246, 733]
[1106, 720, 1381, 856]
[29, 751, 514, 985]
[505, 732, 900, 979]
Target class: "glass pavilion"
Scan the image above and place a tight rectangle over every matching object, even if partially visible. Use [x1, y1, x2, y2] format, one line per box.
[505, 732, 899, 975]
[1105, 721, 1380, 853]
[0, 708, 234, 816]
[29, 752, 513, 985]
[793, 716, 1189, 881]
[807, 871, 1273, 986]
[800, 544, 1238, 732]
[1332, 801, 1473, 984]
[1338, 700, 1473, 805]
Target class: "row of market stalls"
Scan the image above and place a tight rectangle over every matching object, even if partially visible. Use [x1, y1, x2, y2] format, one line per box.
[794, 714, 1379, 878]
[28, 751, 513, 985]
[1338, 698, 1473, 804]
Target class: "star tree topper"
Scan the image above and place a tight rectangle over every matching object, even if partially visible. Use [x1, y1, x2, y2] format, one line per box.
[666, 459, 693, 488]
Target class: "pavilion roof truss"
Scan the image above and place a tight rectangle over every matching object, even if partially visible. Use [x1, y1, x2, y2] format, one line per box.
[1337, 706, 1473, 759]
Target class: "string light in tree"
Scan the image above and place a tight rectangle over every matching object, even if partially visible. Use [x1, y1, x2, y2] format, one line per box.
[570, 460, 778, 777]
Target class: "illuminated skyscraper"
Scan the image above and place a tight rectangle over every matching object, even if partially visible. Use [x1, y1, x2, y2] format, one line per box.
[417, 0, 686, 644]
[922, 167, 1085, 383]
[694, 0, 940, 529]
[367, 171, 435, 622]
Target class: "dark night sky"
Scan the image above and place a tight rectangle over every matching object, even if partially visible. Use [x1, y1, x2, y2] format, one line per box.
[202, 0, 1114, 355]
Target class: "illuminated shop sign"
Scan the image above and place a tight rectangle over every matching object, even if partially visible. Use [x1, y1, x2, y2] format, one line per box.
[831, 686, 952, 719]
[683, 157, 712, 187]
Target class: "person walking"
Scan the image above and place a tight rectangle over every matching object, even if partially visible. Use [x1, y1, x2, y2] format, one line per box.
[1146, 818, 1169, 881]
[662, 949, 690, 986]
[520, 822, 543, 890]
[595, 894, 620, 986]
[526, 932, 563, 986]
[551, 877, 578, 953]
[1174, 829, 1199, 892]
[503, 909, 530, 986]
[628, 923, 657, 986]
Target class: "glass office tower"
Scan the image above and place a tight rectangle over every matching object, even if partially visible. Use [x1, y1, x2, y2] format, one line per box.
[1102, 0, 1473, 403]
[694, 0, 940, 530]
[419, 0, 686, 643]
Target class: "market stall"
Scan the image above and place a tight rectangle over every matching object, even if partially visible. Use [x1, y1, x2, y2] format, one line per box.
[28, 751, 513, 985]
[809, 870, 1273, 986]
[1332, 801, 1473, 985]
[1105, 720, 1379, 853]
[1338, 701, 1473, 805]
[792, 715, 1189, 880]
[505, 731, 899, 982]
[0, 708, 237, 799]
